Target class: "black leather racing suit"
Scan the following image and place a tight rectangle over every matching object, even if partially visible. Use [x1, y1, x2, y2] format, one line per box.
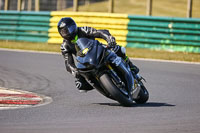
[61, 26, 128, 91]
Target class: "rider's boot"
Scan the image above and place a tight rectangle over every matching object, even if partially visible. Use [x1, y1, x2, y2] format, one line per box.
[124, 56, 142, 81]
[124, 56, 139, 74]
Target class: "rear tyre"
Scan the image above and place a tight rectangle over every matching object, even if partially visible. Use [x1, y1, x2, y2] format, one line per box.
[99, 74, 133, 106]
[134, 85, 149, 104]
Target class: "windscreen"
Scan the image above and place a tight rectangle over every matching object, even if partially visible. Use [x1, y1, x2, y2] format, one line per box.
[76, 38, 93, 51]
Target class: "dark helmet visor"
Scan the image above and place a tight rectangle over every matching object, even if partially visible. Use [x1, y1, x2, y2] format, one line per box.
[68, 24, 77, 34]
[60, 27, 70, 39]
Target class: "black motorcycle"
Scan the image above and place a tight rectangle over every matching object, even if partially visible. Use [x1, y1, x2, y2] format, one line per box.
[75, 38, 149, 106]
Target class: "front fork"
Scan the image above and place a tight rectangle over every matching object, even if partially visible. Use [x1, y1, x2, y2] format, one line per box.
[107, 62, 142, 100]
[106, 62, 135, 97]
[106, 64, 126, 92]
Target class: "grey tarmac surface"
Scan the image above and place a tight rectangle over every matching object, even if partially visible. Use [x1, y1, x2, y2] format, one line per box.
[0, 49, 200, 133]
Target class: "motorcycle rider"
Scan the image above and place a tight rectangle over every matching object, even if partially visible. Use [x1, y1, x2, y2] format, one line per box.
[58, 17, 140, 92]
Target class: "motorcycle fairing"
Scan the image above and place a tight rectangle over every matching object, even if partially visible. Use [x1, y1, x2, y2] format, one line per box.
[76, 38, 105, 70]
[76, 38, 135, 96]
[105, 52, 135, 94]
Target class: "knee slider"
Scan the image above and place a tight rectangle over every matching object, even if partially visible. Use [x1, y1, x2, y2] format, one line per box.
[75, 80, 82, 89]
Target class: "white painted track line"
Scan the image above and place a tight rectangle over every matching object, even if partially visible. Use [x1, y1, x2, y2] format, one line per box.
[0, 48, 199, 65]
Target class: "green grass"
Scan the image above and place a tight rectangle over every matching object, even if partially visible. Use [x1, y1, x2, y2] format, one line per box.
[0, 41, 60, 52]
[0, 41, 200, 63]
[65, 0, 200, 18]
[126, 48, 200, 62]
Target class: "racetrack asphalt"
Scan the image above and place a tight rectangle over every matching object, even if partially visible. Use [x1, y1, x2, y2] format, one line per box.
[0, 49, 200, 133]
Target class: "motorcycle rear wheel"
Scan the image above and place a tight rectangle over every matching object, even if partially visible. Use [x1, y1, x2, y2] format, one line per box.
[99, 73, 133, 107]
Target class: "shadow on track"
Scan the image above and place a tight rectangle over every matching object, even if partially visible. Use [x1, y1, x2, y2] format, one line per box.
[134, 102, 175, 107]
[93, 102, 175, 107]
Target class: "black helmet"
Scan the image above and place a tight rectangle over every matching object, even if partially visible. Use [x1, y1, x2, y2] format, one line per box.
[57, 17, 77, 40]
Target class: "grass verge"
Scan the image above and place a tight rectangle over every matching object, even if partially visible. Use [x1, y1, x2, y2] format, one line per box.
[65, 0, 200, 18]
[0, 41, 200, 63]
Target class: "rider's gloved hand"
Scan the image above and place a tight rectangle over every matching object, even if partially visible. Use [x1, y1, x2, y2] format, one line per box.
[70, 66, 79, 78]
[60, 42, 68, 55]
[107, 36, 116, 48]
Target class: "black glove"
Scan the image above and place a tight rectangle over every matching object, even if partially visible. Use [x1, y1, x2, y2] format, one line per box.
[70, 66, 79, 78]
[60, 42, 68, 55]
[107, 36, 116, 48]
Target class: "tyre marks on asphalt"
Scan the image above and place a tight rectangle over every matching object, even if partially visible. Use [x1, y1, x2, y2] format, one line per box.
[0, 66, 51, 93]
[0, 66, 52, 110]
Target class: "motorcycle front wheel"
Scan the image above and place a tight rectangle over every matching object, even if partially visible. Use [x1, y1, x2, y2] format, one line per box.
[134, 84, 149, 104]
[99, 73, 133, 107]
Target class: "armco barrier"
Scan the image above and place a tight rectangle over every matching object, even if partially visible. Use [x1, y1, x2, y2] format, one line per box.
[48, 11, 129, 47]
[0, 11, 50, 42]
[0, 11, 200, 53]
[127, 15, 200, 53]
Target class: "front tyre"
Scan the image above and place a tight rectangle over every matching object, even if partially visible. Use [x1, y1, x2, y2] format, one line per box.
[134, 85, 149, 104]
[99, 74, 133, 106]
